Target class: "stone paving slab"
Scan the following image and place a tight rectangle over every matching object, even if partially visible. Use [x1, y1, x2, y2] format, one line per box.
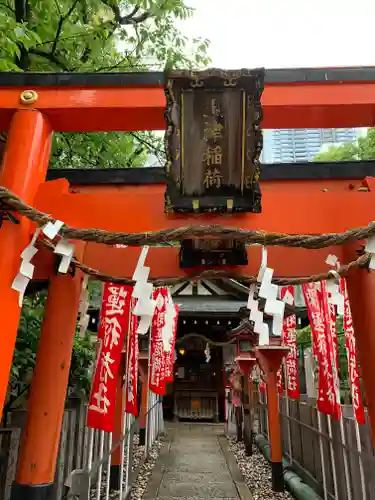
[165, 457, 228, 474]
[157, 497, 238, 500]
[158, 481, 238, 498]
[171, 441, 223, 456]
[163, 456, 228, 473]
[143, 423, 253, 500]
[164, 462, 229, 473]
[161, 472, 231, 483]
[165, 452, 228, 464]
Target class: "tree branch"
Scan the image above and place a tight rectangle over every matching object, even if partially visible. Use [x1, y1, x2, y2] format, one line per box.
[62, 134, 101, 168]
[29, 49, 71, 71]
[14, 0, 31, 69]
[0, 2, 15, 14]
[52, 0, 80, 55]
[14, 0, 26, 21]
[130, 132, 164, 157]
[96, 54, 135, 72]
[102, 1, 151, 26]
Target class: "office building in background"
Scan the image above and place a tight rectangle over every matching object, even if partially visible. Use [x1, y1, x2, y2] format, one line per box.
[261, 128, 364, 163]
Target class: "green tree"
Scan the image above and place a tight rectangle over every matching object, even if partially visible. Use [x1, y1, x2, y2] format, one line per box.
[314, 128, 375, 162]
[4, 290, 96, 423]
[0, 0, 211, 168]
[1, 1, 210, 413]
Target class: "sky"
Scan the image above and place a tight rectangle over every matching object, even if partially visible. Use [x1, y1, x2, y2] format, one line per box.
[179, 0, 375, 69]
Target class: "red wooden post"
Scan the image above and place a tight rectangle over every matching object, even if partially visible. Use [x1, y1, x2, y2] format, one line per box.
[12, 263, 83, 500]
[0, 109, 52, 419]
[255, 346, 289, 493]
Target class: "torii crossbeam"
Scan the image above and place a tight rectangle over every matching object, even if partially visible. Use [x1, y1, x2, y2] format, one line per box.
[1, 67, 375, 499]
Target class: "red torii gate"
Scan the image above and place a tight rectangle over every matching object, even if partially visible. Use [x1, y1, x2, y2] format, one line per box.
[1, 67, 375, 498]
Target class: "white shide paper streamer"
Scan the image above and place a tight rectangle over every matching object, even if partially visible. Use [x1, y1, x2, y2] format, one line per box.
[257, 247, 285, 339]
[12, 228, 41, 306]
[132, 246, 156, 335]
[325, 254, 344, 315]
[12, 219, 74, 306]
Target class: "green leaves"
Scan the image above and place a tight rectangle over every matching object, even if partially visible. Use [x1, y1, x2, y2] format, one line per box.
[69, 333, 96, 399]
[0, 13, 38, 70]
[6, 293, 46, 405]
[6, 289, 96, 412]
[314, 128, 375, 162]
[49, 131, 159, 169]
[0, 0, 211, 168]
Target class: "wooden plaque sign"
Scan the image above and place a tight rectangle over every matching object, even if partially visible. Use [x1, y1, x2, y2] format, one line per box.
[179, 238, 248, 268]
[164, 68, 265, 214]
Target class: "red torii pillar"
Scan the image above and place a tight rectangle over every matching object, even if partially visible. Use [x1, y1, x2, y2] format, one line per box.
[0, 109, 52, 418]
[11, 254, 84, 499]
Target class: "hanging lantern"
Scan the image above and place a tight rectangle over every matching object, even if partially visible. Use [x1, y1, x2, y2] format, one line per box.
[164, 68, 265, 214]
[228, 309, 258, 356]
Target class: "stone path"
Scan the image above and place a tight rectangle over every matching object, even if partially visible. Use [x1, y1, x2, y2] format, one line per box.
[143, 423, 252, 500]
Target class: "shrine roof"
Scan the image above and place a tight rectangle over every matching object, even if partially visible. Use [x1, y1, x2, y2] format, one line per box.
[1, 66, 375, 87]
[174, 298, 247, 315]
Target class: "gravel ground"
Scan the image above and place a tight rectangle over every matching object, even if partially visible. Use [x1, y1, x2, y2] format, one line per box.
[227, 437, 294, 500]
[131, 439, 163, 499]
[89, 435, 163, 499]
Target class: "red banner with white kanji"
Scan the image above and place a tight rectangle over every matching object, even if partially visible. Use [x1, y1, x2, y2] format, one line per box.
[280, 286, 300, 399]
[302, 282, 336, 416]
[340, 278, 365, 424]
[149, 287, 168, 395]
[327, 300, 342, 420]
[164, 305, 179, 383]
[125, 298, 139, 416]
[87, 284, 132, 432]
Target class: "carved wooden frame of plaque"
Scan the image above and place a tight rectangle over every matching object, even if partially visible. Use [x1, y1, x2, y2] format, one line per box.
[164, 68, 265, 214]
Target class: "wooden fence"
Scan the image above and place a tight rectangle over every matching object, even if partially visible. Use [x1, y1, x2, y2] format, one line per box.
[0, 396, 164, 500]
[258, 394, 375, 500]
